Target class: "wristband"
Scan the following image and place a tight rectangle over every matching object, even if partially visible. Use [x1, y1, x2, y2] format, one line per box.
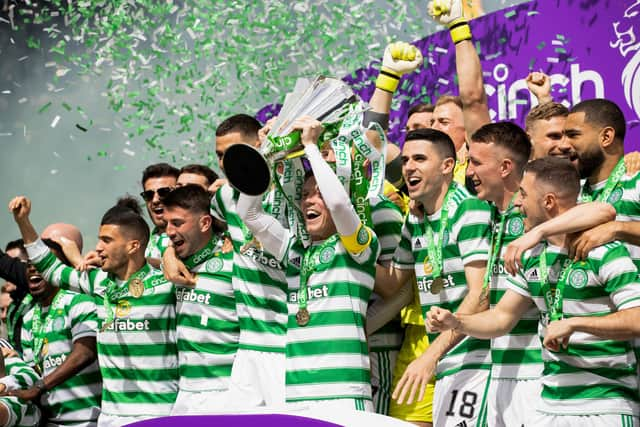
[375, 67, 401, 93]
[362, 110, 390, 130]
[448, 18, 472, 44]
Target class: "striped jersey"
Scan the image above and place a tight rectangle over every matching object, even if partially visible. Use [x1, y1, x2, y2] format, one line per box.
[145, 228, 170, 259]
[488, 207, 543, 380]
[392, 183, 492, 379]
[21, 290, 101, 425]
[0, 355, 41, 426]
[283, 230, 380, 402]
[27, 239, 178, 418]
[175, 235, 239, 392]
[507, 242, 640, 416]
[210, 184, 288, 353]
[369, 196, 404, 352]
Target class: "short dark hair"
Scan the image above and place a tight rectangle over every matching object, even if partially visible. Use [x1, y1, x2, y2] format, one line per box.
[571, 99, 626, 142]
[405, 128, 456, 162]
[435, 95, 463, 110]
[408, 103, 434, 118]
[215, 114, 261, 139]
[162, 185, 211, 215]
[179, 164, 218, 186]
[101, 196, 150, 247]
[141, 163, 179, 188]
[524, 157, 580, 201]
[471, 122, 532, 176]
[5, 239, 25, 253]
[525, 102, 569, 131]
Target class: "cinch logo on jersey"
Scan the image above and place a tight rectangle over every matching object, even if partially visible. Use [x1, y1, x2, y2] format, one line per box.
[289, 285, 329, 302]
[104, 318, 151, 332]
[241, 246, 282, 269]
[191, 247, 217, 265]
[176, 287, 212, 305]
[43, 353, 67, 370]
[416, 274, 455, 293]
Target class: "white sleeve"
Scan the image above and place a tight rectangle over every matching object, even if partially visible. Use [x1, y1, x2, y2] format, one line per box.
[305, 144, 360, 237]
[237, 193, 291, 261]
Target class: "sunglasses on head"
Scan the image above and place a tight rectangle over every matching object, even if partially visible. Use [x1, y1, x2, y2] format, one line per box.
[140, 187, 173, 202]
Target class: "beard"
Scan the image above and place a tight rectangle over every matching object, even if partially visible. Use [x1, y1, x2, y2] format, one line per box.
[577, 147, 605, 179]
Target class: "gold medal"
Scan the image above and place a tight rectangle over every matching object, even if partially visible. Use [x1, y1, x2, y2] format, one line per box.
[129, 278, 144, 298]
[296, 308, 310, 326]
[430, 277, 445, 294]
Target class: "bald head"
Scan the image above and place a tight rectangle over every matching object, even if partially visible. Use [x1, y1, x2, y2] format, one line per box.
[41, 223, 83, 253]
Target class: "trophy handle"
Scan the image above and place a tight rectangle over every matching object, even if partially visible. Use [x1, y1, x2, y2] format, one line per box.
[222, 144, 272, 196]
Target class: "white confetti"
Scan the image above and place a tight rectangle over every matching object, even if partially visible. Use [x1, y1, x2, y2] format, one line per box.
[50, 115, 61, 128]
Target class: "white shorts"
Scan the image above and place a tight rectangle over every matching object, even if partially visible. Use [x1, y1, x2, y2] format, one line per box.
[171, 389, 236, 415]
[487, 377, 541, 427]
[286, 398, 373, 413]
[97, 413, 150, 427]
[370, 349, 399, 416]
[433, 369, 491, 427]
[227, 349, 285, 409]
[530, 412, 638, 427]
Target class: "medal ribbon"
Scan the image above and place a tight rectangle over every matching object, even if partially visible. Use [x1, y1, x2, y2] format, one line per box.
[482, 193, 518, 293]
[579, 157, 626, 203]
[32, 290, 65, 369]
[423, 183, 457, 282]
[539, 244, 573, 322]
[298, 235, 339, 314]
[102, 263, 151, 328]
[183, 235, 220, 270]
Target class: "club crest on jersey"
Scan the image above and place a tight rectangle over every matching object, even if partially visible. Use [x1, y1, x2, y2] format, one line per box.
[205, 257, 223, 273]
[569, 268, 588, 289]
[319, 246, 335, 264]
[52, 316, 66, 331]
[507, 217, 524, 236]
[115, 300, 132, 318]
[608, 187, 623, 204]
[357, 227, 369, 245]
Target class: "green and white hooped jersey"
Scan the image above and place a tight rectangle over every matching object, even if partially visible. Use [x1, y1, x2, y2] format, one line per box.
[145, 229, 170, 259]
[211, 184, 288, 353]
[392, 183, 492, 379]
[582, 171, 640, 267]
[283, 231, 380, 402]
[176, 236, 239, 392]
[27, 240, 178, 418]
[488, 207, 543, 380]
[0, 356, 41, 427]
[507, 242, 640, 416]
[21, 290, 101, 424]
[369, 197, 404, 352]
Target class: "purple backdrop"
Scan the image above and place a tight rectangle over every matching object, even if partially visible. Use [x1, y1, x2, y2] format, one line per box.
[257, 0, 640, 152]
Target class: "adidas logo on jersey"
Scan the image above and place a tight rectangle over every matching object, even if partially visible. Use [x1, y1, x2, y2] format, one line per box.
[104, 318, 151, 332]
[43, 353, 67, 370]
[412, 236, 426, 249]
[290, 256, 302, 268]
[176, 288, 212, 305]
[289, 285, 329, 303]
[527, 268, 540, 281]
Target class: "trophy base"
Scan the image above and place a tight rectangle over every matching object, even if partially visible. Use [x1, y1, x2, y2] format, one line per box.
[223, 143, 271, 196]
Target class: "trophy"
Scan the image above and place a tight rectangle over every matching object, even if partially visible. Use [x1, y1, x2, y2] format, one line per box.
[223, 76, 357, 196]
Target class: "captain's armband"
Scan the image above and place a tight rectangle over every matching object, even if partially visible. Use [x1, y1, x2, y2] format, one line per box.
[340, 223, 372, 255]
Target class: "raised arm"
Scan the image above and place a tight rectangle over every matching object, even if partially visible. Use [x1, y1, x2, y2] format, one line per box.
[429, 0, 490, 137]
[9, 197, 90, 294]
[237, 193, 290, 261]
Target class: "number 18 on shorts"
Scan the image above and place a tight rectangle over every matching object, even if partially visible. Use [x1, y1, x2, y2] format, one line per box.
[433, 369, 491, 427]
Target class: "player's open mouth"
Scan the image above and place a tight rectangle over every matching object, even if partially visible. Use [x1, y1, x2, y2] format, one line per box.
[305, 209, 320, 220]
